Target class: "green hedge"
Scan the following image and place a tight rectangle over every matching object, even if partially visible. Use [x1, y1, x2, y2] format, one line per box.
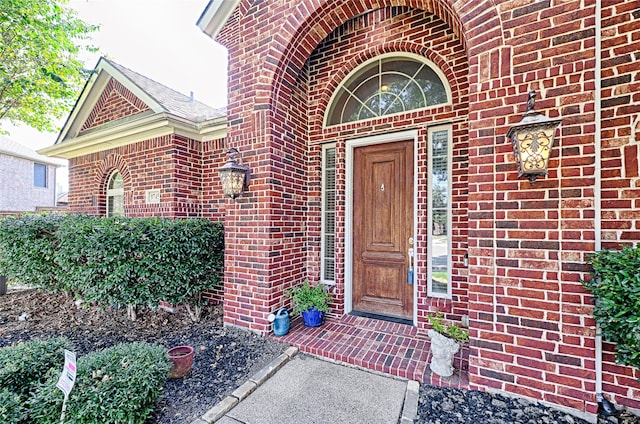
[0, 388, 26, 424]
[28, 342, 171, 424]
[583, 246, 640, 371]
[0, 214, 224, 320]
[0, 337, 73, 398]
[0, 214, 67, 292]
[55, 216, 162, 317]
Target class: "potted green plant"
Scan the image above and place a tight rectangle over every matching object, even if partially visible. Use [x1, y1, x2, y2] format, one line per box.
[427, 311, 468, 377]
[286, 280, 332, 327]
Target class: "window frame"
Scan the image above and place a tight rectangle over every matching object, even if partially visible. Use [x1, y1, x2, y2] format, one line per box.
[324, 52, 452, 128]
[106, 171, 124, 217]
[427, 125, 453, 299]
[34, 163, 47, 188]
[320, 143, 337, 286]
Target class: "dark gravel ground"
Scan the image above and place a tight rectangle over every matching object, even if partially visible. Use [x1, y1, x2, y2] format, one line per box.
[2, 288, 638, 424]
[418, 384, 639, 424]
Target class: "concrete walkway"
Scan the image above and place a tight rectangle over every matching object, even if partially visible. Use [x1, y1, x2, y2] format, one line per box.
[192, 347, 419, 424]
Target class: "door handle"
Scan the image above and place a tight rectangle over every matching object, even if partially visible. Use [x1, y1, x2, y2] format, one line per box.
[407, 248, 414, 285]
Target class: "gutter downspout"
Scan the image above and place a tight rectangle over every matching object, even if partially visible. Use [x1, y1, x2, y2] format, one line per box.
[594, 0, 603, 400]
[593, 0, 617, 417]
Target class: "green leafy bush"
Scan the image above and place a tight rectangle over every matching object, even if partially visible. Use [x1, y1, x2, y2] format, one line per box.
[0, 214, 67, 291]
[582, 246, 640, 370]
[28, 342, 171, 424]
[0, 214, 224, 321]
[0, 389, 25, 424]
[146, 218, 224, 321]
[0, 337, 73, 397]
[55, 216, 224, 321]
[55, 216, 162, 319]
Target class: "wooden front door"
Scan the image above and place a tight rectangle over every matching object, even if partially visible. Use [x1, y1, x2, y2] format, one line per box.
[352, 140, 414, 320]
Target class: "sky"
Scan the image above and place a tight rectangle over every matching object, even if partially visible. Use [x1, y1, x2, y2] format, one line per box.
[3, 0, 228, 151]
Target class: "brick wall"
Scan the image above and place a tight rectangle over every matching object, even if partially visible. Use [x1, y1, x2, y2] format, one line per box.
[466, 0, 601, 415]
[81, 78, 151, 131]
[216, 0, 640, 417]
[0, 154, 58, 212]
[69, 135, 206, 218]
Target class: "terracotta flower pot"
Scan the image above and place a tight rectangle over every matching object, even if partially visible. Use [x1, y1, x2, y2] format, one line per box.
[167, 345, 194, 378]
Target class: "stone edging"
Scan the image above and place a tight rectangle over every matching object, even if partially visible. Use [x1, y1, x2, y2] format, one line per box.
[190, 346, 299, 424]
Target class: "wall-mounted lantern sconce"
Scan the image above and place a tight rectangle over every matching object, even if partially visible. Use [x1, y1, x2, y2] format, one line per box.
[218, 147, 250, 199]
[506, 90, 562, 183]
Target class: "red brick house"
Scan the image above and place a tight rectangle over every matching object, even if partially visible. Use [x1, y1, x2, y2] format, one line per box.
[40, 57, 227, 219]
[43, 1, 639, 421]
[195, 0, 639, 420]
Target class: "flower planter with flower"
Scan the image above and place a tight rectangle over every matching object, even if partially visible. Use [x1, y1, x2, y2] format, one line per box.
[287, 281, 332, 328]
[427, 311, 468, 377]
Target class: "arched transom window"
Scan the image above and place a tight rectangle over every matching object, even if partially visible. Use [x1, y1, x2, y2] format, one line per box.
[106, 171, 124, 217]
[325, 54, 450, 126]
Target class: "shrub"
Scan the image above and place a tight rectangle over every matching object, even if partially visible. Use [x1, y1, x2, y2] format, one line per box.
[55, 216, 224, 321]
[0, 389, 25, 424]
[0, 337, 73, 397]
[0, 214, 224, 321]
[0, 214, 67, 292]
[582, 246, 640, 371]
[146, 218, 224, 321]
[56, 216, 161, 319]
[28, 342, 171, 424]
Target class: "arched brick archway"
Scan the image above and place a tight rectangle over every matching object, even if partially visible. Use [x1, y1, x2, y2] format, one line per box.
[265, 0, 485, 118]
[222, 0, 493, 332]
[96, 154, 131, 216]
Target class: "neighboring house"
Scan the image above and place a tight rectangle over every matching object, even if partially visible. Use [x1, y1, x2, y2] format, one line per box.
[0, 136, 65, 213]
[41, 1, 640, 421]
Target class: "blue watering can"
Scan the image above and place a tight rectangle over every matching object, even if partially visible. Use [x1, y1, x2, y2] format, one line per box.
[272, 308, 290, 337]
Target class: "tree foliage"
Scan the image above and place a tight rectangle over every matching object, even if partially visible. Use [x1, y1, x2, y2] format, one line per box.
[0, 0, 97, 132]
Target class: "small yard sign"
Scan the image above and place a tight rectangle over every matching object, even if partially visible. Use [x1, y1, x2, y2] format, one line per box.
[56, 349, 77, 396]
[56, 349, 76, 423]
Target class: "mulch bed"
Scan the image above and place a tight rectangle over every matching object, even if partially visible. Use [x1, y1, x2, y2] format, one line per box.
[2, 288, 638, 424]
[0, 288, 288, 423]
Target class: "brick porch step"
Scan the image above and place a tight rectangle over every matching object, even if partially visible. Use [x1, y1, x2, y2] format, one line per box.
[269, 313, 469, 389]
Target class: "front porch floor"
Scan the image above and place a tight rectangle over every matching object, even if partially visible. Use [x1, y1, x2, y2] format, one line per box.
[270, 313, 469, 389]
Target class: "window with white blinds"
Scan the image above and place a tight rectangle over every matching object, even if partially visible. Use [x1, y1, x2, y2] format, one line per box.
[428, 126, 452, 298]
[321, 145, 336, 284]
